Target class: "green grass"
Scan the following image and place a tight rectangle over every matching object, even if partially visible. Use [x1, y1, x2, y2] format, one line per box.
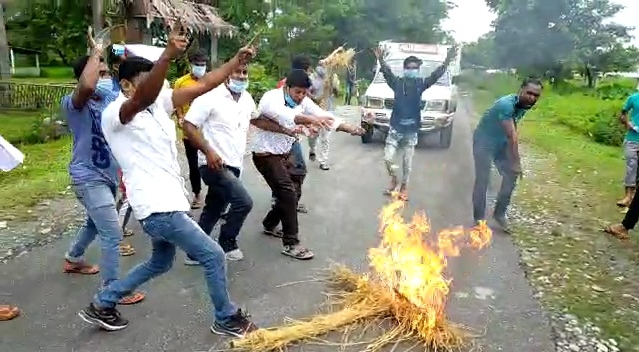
[0, 111, 71, 220]
[466, 77, 639, 350]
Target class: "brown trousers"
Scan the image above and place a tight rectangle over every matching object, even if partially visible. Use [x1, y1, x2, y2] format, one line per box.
[252, 152, 303, 246]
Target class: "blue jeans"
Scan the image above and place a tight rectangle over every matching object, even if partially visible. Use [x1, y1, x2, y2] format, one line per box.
[290, 140, 306, 175]
[198, 166, 253, 252]
[66, 181, 121, 285]
[472, 137, 518, 222]
[95, 211, 238, 323]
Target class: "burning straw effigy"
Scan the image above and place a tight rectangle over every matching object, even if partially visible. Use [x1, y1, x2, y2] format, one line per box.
[229, 197, 493, 351]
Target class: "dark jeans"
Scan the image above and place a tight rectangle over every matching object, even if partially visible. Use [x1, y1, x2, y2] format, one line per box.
[623, 189, 639, 229]
[198, 165, 253, 252]
[472, 137, 518, 222]
[183, 139, 202, 195]
[252, 153, 300, 246]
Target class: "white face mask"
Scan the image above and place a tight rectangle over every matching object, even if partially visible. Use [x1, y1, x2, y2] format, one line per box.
[191, 65, 206, 78]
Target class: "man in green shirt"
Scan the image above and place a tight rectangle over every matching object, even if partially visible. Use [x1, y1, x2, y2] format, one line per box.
[617, 91, 639, 208]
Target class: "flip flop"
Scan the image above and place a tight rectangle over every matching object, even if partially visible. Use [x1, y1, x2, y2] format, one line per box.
[117, 291, 146, 305]
[602, 224, 630, 240]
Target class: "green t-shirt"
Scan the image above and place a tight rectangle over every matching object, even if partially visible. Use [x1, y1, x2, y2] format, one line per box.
[624, 92, 639, 142]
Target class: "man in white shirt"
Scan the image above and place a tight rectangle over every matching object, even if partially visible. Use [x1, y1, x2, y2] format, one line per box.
[77, 29, 257, 338]
[251, 69, 364, 260]
[181, 63, 255, 264]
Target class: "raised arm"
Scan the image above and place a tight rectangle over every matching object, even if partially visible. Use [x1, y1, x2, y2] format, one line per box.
[419, 45, 457, 93]
[71, 28, 103, 109]
[373, 47, 397, 90]
[171, 46, 255, 109]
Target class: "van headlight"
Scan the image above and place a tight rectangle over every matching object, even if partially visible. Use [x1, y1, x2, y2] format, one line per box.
[365, 97, 384, 109]
[423, 100, 448, 112]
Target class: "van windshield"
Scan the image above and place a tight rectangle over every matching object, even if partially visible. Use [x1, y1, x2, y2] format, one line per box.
[373, 59, 450, 86]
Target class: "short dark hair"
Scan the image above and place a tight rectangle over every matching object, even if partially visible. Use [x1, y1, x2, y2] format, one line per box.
[403, 56, 422, 68]
[291, 54, 312, 71]
[285, 69, 312, 89]
[521, 77, 543, 89]
[188, 51, 207, 63]
[72, 56, 91, 80]
[118, 56, 154, 82]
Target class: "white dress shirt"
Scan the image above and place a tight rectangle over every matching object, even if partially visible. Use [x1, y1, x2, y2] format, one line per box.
[250, 88, 342, 154]
[101, 90, 190, 220]
[184, 84, 256, 169]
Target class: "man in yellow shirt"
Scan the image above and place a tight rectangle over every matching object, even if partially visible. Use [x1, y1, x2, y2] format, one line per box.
[174, 51, 208, 208]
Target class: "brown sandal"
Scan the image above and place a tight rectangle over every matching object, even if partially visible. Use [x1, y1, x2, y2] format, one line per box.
[0, 305, 20, 321]
[603, 224, 630, 240]
[118, 291, 146, 305]
[119, 243, 136, 256]
[63, 260, 100, 275]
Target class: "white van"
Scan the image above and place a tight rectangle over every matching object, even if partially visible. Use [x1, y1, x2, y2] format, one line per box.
[360, 42, 461, 148]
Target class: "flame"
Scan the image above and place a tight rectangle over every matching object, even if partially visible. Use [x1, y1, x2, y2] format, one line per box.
[368, 198, 492, 330]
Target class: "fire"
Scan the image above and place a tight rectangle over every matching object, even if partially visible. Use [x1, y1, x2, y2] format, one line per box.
[368, 198, 492, 332]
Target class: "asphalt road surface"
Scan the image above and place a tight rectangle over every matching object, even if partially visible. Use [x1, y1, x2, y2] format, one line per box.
[0, 102, 555, 352]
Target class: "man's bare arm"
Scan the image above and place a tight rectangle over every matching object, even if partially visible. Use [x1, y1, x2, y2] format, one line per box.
[119, 55, 172, 124]
[172, 47, 254, 109]
[71, 48, 102, 109]
[501, 119, 520, 165]
[250, 116, 295, 136]
[183, 121, 215, 155]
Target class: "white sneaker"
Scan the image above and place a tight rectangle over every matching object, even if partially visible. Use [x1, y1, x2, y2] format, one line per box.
[225, 249, 244, 261]
[184, 256, 201, 266]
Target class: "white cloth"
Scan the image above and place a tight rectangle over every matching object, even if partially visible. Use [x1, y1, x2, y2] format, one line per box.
[250, 88, 342, 154]
[0, 134, 25, 171]
[101, 90, 190, 220]
[184, 84, 256, 169]
[125, 44, 165, 62]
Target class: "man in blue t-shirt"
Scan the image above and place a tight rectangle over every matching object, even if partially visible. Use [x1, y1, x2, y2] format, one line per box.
[615, 91, 639, 208]
[373, 45, 456, 200]
[472, 77, 543, 232]
[61, 34, 144, 305]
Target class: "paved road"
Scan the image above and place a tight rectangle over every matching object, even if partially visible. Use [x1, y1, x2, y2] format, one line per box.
[0, 102, 555, 352]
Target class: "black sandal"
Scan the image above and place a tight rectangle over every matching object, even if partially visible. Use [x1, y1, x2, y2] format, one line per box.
[262, 228, 283, 238]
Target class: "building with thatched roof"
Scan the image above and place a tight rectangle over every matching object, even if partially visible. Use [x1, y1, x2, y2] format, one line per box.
[104, 0, 235, 63]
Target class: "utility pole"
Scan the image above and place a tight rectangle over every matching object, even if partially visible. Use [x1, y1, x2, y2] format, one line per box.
[92, 0, 103, 33]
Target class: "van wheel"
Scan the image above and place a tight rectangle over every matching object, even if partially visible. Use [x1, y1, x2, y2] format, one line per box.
[361, 123, 374, 144]
[439, 123, 453, 148]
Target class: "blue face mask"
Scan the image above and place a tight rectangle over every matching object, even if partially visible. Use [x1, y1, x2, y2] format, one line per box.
[191, 65, 206, 78]
[95, 78, 115, 99]
[403, 69, 419, 78]
[284, 92, 298, 108]
[227, 79, 249, 93]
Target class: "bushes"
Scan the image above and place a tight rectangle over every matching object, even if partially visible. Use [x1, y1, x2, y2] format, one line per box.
[0, 110, 69, 145]
[463, 72, 631, 147]
[248, 64, 277, 101]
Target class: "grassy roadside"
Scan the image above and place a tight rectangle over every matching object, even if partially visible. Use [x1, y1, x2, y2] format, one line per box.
[0, 110, 71, 220]
[463, 76, 639, 350]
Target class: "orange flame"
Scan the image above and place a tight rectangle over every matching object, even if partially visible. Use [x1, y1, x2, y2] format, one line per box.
[368, 198, 492, 330]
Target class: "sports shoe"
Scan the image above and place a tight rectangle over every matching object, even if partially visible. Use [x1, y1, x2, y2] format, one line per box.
[225, 249, 244, 261]
[78, 303, 128, 331]
[184, 255, 200, 266]
[210, 309, 257, 337]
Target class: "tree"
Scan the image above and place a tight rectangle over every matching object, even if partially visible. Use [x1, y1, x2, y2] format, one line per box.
[0, 3, 10, 80]
[484, 0, 638, 86]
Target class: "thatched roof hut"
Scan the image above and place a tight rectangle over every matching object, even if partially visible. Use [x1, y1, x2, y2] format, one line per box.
[105, 0, 235, 62]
